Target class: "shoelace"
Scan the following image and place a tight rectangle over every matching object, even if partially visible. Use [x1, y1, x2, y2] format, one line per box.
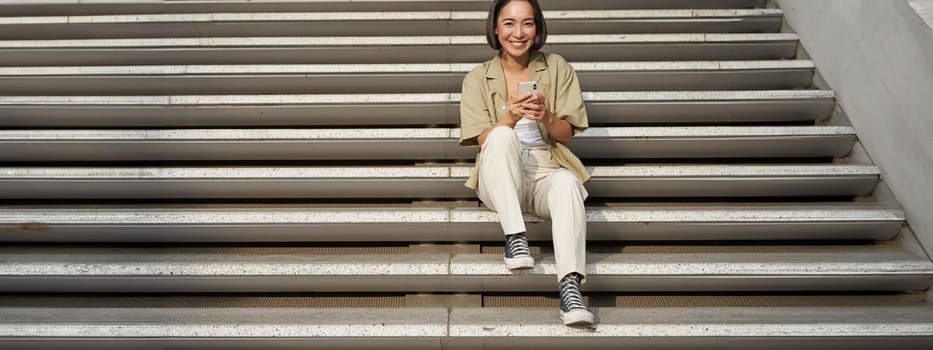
[559, 274, 586, 311]
[505, 233, 532, 258]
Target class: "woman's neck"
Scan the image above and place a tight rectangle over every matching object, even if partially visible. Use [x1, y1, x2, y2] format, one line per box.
[500, 51, 531, 72]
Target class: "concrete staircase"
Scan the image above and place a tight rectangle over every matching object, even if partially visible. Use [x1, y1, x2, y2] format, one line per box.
[1, 0, 932, 348]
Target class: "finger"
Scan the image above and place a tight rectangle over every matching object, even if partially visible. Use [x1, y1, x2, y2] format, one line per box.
[520, 107, 540, 117]
[518, 93, 536, 102]
[522, 103, 541, 111]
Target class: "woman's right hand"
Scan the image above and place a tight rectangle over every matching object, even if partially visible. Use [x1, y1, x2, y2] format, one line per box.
[497, 92, 536, 128]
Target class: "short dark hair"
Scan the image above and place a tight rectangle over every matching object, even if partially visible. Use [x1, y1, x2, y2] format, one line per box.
[485, 0, 548, 51]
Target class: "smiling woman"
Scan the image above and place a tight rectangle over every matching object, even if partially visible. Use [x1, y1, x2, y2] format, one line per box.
[459, 0, 594, 327]
[485, 0, 547, 61]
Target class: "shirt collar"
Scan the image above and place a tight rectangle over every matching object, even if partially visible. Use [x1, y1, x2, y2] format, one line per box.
[486, 51, 548, 101]
[485, 51, 548, 80]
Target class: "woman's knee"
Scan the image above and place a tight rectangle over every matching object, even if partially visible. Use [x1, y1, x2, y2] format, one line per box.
[548, 169, 588, 199]
[484, 125, 519, 149]
[550, 169, 582, 187]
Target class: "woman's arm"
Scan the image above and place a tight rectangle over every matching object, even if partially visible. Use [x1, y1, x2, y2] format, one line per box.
[542, 109, 573, 144]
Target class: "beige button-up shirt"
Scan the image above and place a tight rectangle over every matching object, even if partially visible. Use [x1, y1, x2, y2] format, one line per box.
[459, 51, 590, 190]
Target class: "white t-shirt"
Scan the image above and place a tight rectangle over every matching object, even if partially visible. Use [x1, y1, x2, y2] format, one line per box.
[514, 117, 547, 149]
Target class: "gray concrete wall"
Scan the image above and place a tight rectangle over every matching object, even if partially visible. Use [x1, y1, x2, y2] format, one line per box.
[775, 0, 933, 252]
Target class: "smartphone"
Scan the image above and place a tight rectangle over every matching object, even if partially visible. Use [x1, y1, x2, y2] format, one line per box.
[518, 80, 538, 96]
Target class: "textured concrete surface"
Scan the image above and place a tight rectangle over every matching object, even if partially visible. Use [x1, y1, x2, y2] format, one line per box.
[0, 308, 449, 337]
[0, 0, 925, 346]
[909, 1, 933, 28]
[0, 206, 903, 225]
[449, 248, 933, 276]
[0, 253, 451, 276]
[449, 307, 933, 337]
[0, 305, 930, 339]
[777, 0, 933, 256]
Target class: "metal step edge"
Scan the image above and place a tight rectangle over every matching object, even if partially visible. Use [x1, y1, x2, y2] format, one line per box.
[0, 165, 881, 199]
[0, 61, 817, 94]
[0, 126, 855, 140]
[0, 41, 801, 65]
[0, 206, 905, 242]
[0, 14, 785, 40]
[0, 11, 784, 37]
[1, 249, 927, 292]
[0, 127, 859, 161]
[0, 60, 815, 76]
[0, 95, 835, 127]
[0, 33, 800, 48]
[0, 90, 835, 105]
[0, 247, 930, 276]
[0, 0, 771, 14]
[0, 9, 784, 25]
[0, 139, 856, 161]
[2, 293, 925, 308]
[0, 164, 881, 179]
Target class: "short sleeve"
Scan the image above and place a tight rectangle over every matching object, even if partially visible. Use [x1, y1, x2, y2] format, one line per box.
[552, 55, 588, 135]
[459, 67, 494, 147]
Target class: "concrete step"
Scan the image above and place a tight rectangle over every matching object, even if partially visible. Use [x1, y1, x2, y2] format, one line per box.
[0, 304, 931, 349]
[0, 60, 815, 94]
[0, 205, 904, 242]
[0, 34, 799, 66]
[2, 293, 925, 308]
[450, 306, 933, 349]
[0, 9, 784, 39]
[0, 164, 879, 199]
[0, 90, 834, 127]
[0, 126, 855, 161]
[0, 0, 770, 16]
[0, 244, 929, 292]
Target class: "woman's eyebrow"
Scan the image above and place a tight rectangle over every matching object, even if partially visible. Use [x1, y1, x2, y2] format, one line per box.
[500, 15, 535, 21]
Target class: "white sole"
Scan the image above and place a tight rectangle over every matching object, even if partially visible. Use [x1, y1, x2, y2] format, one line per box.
[561, 309, 595, 326]
[504, 255, 535, 270]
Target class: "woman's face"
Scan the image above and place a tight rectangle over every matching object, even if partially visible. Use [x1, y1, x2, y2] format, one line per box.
[496, 0, 537, 60]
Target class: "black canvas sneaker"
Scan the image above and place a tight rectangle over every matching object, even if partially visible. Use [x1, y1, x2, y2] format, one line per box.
[503, 232, 534, 270]
[559, 272, 595, 326]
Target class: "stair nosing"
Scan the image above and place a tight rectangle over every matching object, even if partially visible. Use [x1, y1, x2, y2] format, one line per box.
[0, 60, 816, 76]
[0, 33, 800, 48]
[0, 90, 836, 105]
[0, 9, 785, 26]
[0, 126, 857, 141]
[0, 206, 906, 224]
[0, 164, 881, 179]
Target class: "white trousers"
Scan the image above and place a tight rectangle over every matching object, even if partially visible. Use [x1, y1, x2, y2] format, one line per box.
[476, 126, 588, 282]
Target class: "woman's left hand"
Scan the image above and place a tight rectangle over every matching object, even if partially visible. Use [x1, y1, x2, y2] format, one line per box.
[519, 93, 553, 122]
